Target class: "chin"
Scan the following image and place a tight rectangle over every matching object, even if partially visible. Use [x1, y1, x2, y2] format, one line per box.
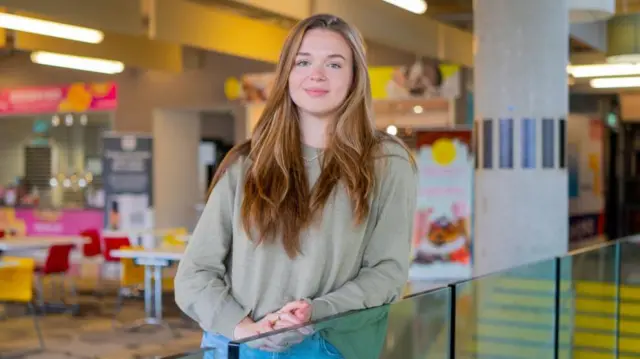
[298, 104, 340, 118]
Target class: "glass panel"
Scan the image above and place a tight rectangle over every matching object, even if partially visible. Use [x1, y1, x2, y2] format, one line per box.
[619, 236, 640, 358]
[559, 240, 620, 359]
[232, 287, 452, 359]
[455, 258, 559, 358]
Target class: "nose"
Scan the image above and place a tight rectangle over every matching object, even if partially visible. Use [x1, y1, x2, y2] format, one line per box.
[309, 65, 326, 81]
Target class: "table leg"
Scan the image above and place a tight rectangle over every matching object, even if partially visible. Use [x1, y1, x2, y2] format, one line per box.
[153, 265, 163, 321]
[144, 265, 153, 319]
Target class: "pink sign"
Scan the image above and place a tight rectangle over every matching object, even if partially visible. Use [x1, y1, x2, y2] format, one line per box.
[0, 82, 117, 115]
[11, 209, 104, 236]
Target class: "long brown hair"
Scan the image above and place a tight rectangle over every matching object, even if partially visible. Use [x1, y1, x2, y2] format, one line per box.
[208, 14, 413, 258]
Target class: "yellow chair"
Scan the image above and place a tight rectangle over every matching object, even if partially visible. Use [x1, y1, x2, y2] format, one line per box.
[161, 227, 188, 247]
[0, 256, 45, 353]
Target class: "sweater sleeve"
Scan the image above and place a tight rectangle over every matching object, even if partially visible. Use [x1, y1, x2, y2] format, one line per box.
[174, 161, 249, 339]
[310, 150, 418, 320]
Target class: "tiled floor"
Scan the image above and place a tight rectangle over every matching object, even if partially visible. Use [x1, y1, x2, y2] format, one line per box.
[0, 281, 203, 359]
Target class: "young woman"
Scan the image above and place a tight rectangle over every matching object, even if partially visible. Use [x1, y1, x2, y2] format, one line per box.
[175, 13, 418, 358]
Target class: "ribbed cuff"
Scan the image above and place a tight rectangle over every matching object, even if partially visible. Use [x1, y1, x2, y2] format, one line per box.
[213, 297, 251, 339]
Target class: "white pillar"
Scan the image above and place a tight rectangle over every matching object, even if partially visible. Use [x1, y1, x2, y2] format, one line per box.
[153, 109, 201, 230]
[473, 0, 570, 276]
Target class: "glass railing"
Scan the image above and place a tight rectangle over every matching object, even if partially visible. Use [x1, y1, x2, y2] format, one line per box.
[164, 236, 640, 359]
[230, 286, 452, 359]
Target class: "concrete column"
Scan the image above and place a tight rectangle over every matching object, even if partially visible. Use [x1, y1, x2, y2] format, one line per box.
[473, 0, 570, 276]
[153, 109, 201, 230]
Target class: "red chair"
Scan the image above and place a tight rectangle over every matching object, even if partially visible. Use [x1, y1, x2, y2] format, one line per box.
[0, 229, 5, 239]
[102, 237, 131, 262]
[80, 229, 102, 258]
[34, 244, 77, 313]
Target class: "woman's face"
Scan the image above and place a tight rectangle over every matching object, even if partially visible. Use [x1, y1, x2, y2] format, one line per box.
[288, 28, 353, 119]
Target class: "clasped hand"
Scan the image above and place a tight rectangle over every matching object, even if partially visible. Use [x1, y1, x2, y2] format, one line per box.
[233, 300, 314, 352]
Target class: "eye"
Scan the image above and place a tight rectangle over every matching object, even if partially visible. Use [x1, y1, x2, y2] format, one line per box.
[295, 59, 311, 67]
[327, 63, 342, 69]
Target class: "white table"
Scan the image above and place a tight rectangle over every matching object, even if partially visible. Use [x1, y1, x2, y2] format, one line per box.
[103, 229, 190, 247]
[0, 260, 19, 269]
[111, 247, 184, 333]
[0, 236, 88, 252]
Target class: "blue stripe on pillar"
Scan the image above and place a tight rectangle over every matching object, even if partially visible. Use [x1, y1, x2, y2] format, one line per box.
[542, 118, 555, 168]
[558, 118, 566, 168]
[522, 118, 536, 169]
[474, 121, 479, 169]
[499, 118, 514, 169]
[483, 119, 493, 169]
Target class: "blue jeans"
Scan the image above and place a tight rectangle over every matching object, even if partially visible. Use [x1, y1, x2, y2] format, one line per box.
[201, 331, 343, 359]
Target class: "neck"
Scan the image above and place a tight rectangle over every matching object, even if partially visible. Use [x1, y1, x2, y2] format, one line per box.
[298, 112, 331, 148]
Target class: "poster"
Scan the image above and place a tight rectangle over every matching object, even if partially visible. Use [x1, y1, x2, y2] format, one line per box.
[409, 130, 473, 280]
[567, 115, 605, 246]
[102, 134, 154, 236]
[224, 60, 460, 102]
[0, 82, 117, 115]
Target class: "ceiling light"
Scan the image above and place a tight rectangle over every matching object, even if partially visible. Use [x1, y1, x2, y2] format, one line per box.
[0, 13, 103, 43]
[31, 51, 124, 74]
[382, 0, 428, 14]
[590, 76, 640, 89]
[568, 63, 640, 78]
[386, 125, 398, 135]
[413, 105, 424, 114]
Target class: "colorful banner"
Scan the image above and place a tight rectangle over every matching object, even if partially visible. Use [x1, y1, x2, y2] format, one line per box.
[0, 82, 117, 115]
[224, 61, 460, 102]
[102, 134, 153, 232]
[567, 114, 605, 245]
[409, 130, 473, 280]
[0, 207, 103, 236]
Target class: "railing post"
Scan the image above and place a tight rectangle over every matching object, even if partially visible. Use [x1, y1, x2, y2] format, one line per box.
[448, 283, 457, 359]
[553, 256, 561, 359]
[228, 341, 240, 359]
[615, 241, 622, 358]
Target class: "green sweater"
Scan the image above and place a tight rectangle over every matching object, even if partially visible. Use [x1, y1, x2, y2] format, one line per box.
[174, 141, 418, 340]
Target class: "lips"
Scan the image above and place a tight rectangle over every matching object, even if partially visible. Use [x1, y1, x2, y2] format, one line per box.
[304, 88, 329, 97]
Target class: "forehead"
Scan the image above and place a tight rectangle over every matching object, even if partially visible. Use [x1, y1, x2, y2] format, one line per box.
[298, 28, 351, 58]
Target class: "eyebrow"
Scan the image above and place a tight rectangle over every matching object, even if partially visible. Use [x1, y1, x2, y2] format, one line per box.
[296, 52, 346, 60]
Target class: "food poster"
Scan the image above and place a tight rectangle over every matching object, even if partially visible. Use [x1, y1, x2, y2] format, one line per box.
[567, 115, 605, 246]
[409, 130, 474, 280]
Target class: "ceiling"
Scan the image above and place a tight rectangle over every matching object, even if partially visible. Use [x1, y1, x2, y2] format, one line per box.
[426, 0, 473, 30]
[426, 0, 615, 53]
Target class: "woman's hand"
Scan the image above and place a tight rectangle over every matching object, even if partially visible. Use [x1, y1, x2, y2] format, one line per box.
[278, 300, 312, 323]
[234, 312, 308, 352]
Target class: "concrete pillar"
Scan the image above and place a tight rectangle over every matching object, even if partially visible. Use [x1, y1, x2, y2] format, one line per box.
[473, 0, 570, 276]
[153, 109, 201, 230]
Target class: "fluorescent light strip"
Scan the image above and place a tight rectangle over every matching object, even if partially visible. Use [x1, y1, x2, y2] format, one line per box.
[31, 51, 124, 74]
[382, 0, 428, 14]
[590, 76, 640, 89]
[0, 13, 103, 43]
[568, 63, 640, 78]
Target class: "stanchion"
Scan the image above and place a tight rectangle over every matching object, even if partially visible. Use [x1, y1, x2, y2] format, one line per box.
[614, 242, 622, 357]
[448, 283, 457, 359]
[553, 257, 561, 359]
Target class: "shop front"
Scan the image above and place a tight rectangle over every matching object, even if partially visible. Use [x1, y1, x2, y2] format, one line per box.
[0, 82, 117, 237]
